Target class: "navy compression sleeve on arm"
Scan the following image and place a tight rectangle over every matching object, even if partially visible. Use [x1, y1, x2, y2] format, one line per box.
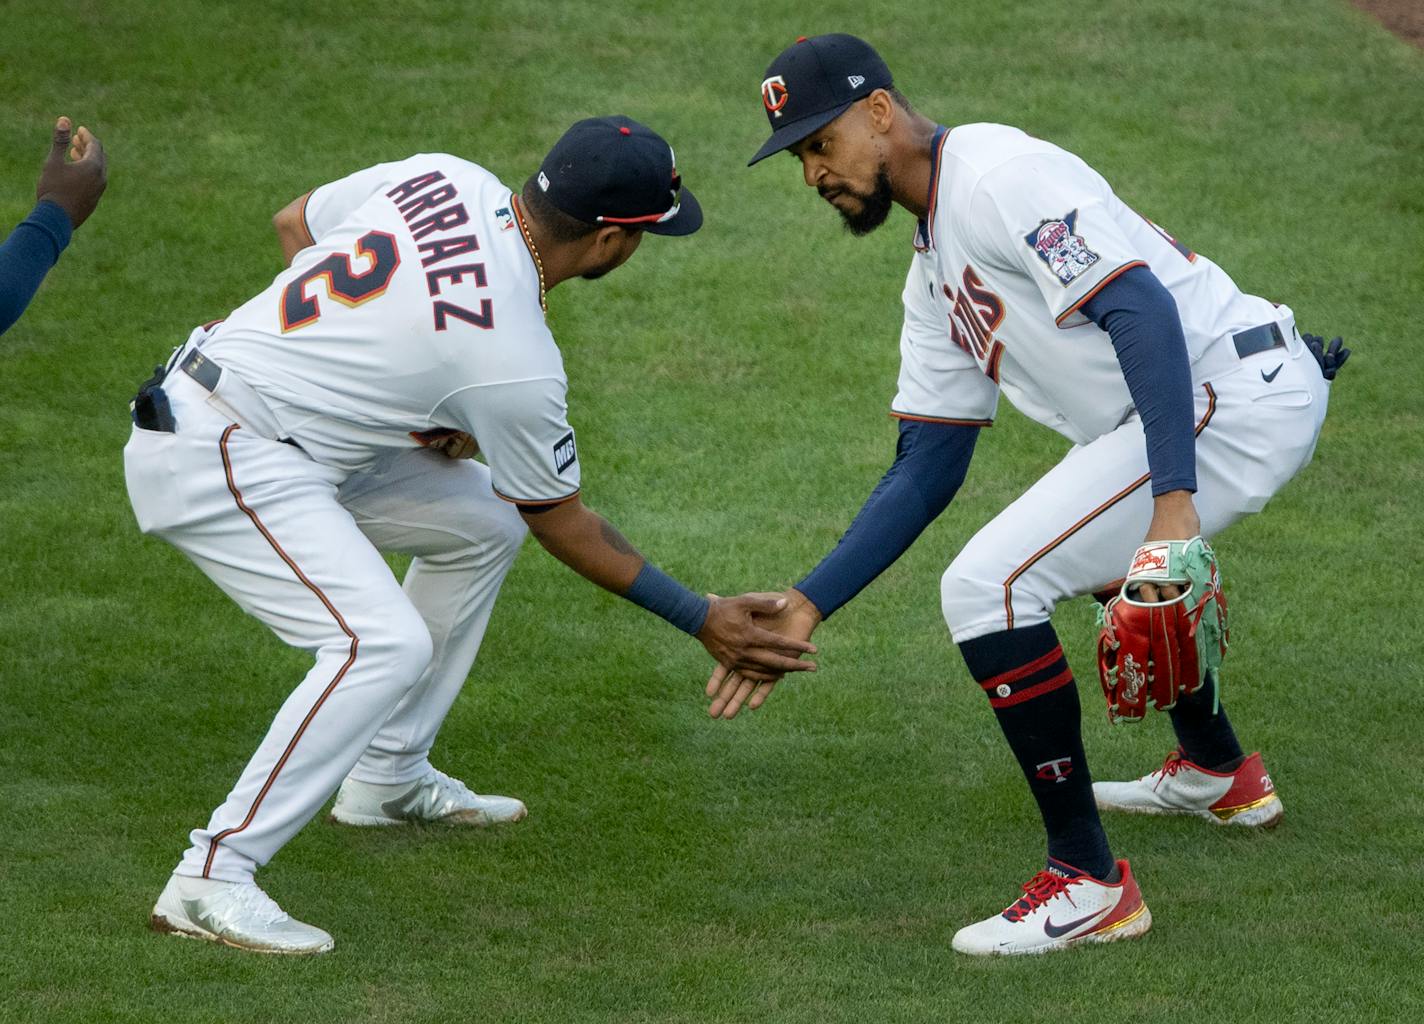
[796, 419, 979, 619]
[0, 200, 72, 335]
[1081, 265, 1197, 495]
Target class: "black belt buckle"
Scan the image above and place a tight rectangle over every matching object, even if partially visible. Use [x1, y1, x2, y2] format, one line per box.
[1232, 322, 1285, 359]
[130, 364, 177, 432]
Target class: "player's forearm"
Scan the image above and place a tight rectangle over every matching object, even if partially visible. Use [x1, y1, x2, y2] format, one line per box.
[797, 420, 978, 619]
[0, 201, 71, 335]
[521, 497, 709, 633]
[1082, 266, 1196, 496]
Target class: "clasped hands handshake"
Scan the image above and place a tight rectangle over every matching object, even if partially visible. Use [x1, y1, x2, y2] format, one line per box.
[696, 587, 822, 720]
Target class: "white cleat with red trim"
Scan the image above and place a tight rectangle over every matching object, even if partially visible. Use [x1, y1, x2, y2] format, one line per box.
[150, 875, 334, 955]
[951, 858, 1151, 956]
[1094, 750, 1282, 828]
[330, 767, 527, 827]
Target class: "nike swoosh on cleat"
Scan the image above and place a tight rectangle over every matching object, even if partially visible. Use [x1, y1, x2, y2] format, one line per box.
[1261, 363, 1283, 383]
[1043, 908, 1110, 938]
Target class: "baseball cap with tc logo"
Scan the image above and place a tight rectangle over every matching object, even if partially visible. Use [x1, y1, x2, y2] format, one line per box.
[749, 34, 894, 166]
[538, 115, 702, 236]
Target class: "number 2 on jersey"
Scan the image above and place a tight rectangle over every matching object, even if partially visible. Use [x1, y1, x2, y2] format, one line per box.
[280, 230, 401, 332]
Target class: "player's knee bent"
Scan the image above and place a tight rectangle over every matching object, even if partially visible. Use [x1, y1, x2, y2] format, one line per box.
[941, 563, 995, 636]
[355, 608, 435, 686]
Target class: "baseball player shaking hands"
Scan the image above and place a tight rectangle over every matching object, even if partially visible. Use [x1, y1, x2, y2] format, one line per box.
[127, 117, 815, 955]
[714, 35, 1348, 955]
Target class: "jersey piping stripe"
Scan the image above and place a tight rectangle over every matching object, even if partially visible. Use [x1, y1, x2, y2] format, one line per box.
[296, 191, 316, 249]
[493, 485, 581, 508]
[1000, 383, 1217, 631]
[919, 128, 952, 251]
[890, 411, 993, 427]
[509, 194, 540, 283]
[1054, 260, 1148, 327]
[203, 423, 360, 879]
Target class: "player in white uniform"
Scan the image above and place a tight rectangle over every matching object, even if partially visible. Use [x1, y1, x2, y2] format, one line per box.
[718, 35, 1348, 955]
[125, 117, 817, 955]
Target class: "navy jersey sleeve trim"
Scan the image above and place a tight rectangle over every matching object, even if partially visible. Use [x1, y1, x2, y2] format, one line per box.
[0, 201, 74, 335]
[1080, 265, 1197, 495]
[796, 419, 980, 619]
[1055, 260, 1147, 327]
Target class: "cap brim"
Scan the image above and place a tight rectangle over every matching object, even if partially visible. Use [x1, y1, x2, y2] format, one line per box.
[642, 187, 702, 236]
[747, 101, 852, 166]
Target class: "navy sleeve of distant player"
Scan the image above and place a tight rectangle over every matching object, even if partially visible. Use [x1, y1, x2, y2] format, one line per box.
[796, 420, 979, 619]
[0, 201, 72, 335]
[1081, 265, 1196, 495]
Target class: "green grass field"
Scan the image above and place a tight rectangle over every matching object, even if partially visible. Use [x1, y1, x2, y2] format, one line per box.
[2, 2, 1422, 1021]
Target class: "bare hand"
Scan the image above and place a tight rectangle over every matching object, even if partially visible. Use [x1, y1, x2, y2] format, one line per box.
[706, 588, 822, 718]
[35, 117, 107, 230]
[696, 592, 818, 683]
[413, 428, 479, 460]
[1135, 490, 1200, 603]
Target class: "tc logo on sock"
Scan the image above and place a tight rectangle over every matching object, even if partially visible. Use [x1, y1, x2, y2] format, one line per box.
[1035, 757, 1074, 783]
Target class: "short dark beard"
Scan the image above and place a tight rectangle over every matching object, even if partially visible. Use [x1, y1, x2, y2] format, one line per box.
[822, 166, 894, 236]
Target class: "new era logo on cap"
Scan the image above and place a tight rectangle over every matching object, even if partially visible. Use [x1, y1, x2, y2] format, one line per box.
[848, 74, 865, 88]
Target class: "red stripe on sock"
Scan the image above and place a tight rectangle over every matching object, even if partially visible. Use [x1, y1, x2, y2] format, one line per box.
[979, 645, 1065, 691]
[988, 667, 1074, 708]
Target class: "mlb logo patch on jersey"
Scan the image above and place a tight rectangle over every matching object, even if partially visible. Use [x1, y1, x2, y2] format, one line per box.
[553, 431, 577, 474]
[1025, 209, 1099, 286]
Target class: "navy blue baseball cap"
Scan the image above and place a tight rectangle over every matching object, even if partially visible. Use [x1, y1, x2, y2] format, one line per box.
[748, 34, 894, 166]
[538, 116, 701, 236]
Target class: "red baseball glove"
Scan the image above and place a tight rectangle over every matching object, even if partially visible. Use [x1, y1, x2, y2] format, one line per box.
[1095, 537, 1228, 723]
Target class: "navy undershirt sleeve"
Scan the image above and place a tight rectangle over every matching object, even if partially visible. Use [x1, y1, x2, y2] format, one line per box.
[0, 200, 72, 336]
[796, 419, 979, 619]
[1081, 265, 1197, 496]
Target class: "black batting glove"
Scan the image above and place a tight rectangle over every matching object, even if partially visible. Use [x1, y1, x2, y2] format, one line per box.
[1302, 332, 1350, 381]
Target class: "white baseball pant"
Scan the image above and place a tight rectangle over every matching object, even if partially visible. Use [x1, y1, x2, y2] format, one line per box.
[941, 316, 1330, 643]
[125, 369, 526, 883]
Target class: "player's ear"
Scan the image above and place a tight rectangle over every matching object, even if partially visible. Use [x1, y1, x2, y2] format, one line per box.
[867, 89, 895, 132]
[589, 225, 640, 264]
[592, 225, 624, 249]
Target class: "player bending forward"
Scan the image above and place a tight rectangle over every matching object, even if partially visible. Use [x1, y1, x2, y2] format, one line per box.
[125, 117, 815, 955]
[712, 34, 1349, 955]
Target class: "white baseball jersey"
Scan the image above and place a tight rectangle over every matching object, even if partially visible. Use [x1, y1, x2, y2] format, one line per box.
[200, 154, 580, 505]
[894, 123, 1282, 445]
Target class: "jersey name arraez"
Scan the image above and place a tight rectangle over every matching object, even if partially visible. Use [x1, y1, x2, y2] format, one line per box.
[197, 154, 580, 505]
[893, 124, 1283, 445]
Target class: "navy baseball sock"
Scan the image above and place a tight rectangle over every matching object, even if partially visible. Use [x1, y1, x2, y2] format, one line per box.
[1167, 676, 1245, 771]
[958, 622, 1115, 880]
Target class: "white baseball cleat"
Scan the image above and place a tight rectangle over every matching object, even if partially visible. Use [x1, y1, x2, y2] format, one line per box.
[951, 858, 1151, 956]
[329, 768, 527, 827]
[1094, 749, 1282, 827]
[150, 875, 334, 955]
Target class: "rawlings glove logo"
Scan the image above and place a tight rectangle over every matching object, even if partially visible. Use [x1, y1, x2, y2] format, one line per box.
[1120, 654, 1146, 705]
